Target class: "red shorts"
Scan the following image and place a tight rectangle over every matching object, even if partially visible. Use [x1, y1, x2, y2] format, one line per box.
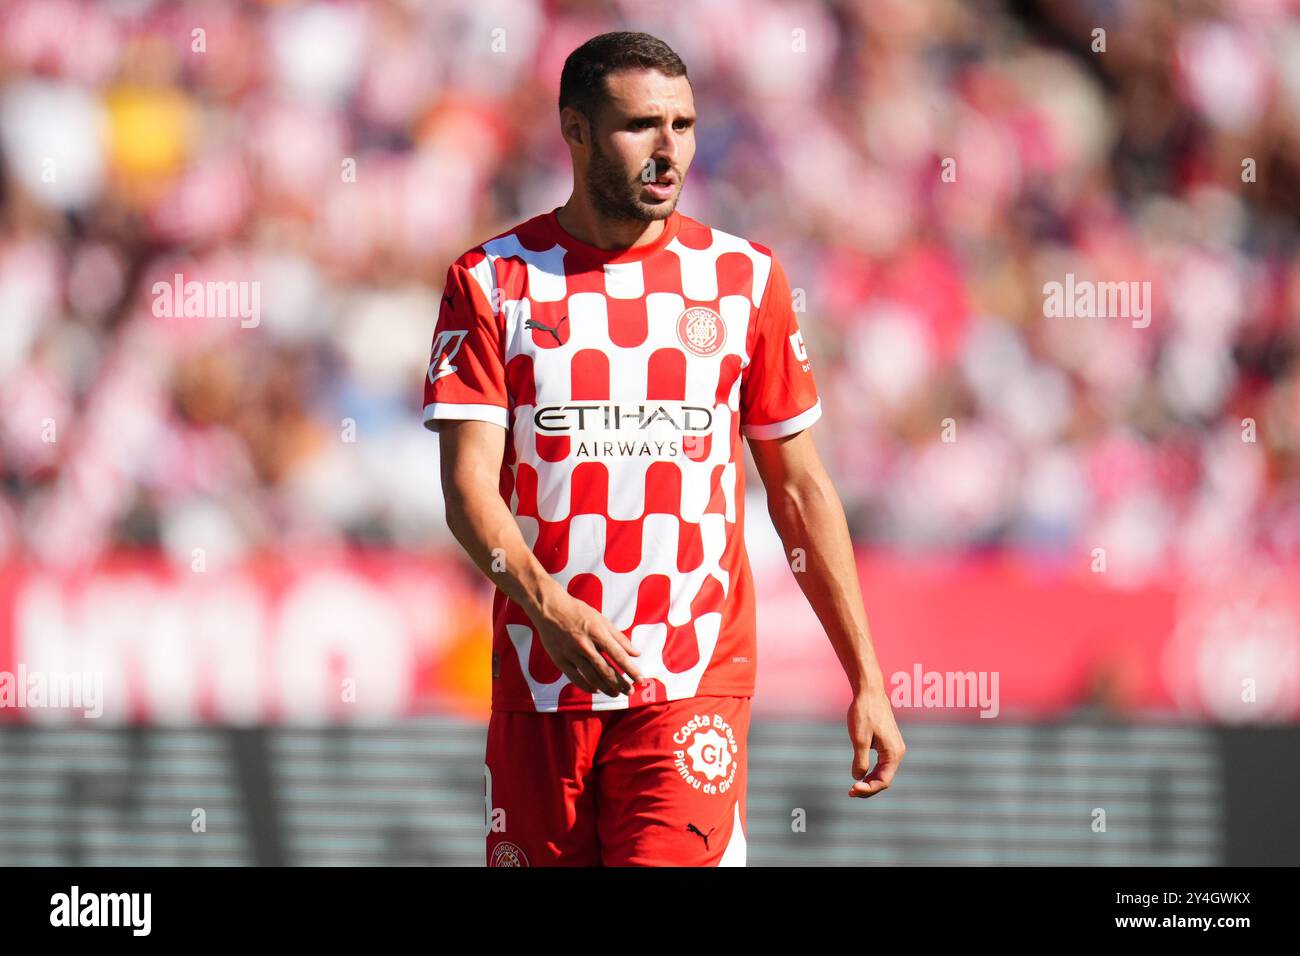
[484, 695, 750, 866]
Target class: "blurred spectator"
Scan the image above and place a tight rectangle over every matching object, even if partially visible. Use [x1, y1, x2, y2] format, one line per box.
[1, 0, 1297, 586]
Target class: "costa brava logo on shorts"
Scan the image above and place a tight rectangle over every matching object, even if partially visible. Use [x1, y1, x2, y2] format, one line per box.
[490, 841, 529, 867]
[676, 307, 726, 357]
[672, 713, 739, 796]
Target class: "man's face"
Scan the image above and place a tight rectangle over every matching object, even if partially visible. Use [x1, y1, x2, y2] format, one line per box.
[574, 69, 696, 223]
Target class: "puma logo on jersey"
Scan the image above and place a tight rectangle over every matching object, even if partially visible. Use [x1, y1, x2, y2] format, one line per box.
[686, 822, 716, 849]
[428, 329, 469, 383]
[525, 315, 567, 345]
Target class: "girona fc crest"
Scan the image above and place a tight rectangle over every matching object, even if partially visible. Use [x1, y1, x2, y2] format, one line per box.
[676, 307, 726, 357]
[490, 841, 529, 867]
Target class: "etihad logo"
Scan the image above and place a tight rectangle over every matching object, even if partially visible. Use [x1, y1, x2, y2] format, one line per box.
[532, 401, 715, 460]
[533, 402, 713, 433]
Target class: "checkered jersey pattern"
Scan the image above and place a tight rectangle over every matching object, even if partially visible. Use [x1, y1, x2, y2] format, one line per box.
[423, 208, 820, 712]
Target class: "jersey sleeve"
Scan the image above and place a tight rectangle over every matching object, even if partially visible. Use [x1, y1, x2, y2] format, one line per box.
[422, 259, 509, 432]
[740, 253, 821, 439]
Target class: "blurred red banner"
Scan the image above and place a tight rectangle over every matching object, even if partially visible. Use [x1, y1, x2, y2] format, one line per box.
[0, 551, 1296, 725]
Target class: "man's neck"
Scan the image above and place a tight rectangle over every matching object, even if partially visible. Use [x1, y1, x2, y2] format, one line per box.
[555, 197, 667, 251]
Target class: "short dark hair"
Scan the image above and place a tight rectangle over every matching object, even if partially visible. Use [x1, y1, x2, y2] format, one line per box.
[558, 31, 689, 128]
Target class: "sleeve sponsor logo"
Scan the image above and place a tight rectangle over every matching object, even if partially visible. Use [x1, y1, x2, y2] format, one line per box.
[789, 329, 809, 367]
[427, 329, 469, 384]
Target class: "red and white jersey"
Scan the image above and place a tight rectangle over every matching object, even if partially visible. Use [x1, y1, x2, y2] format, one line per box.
[423, 208, 820, 712]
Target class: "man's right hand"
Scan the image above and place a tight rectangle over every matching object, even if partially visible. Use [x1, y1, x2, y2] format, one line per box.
[437, 418, 644, 700]
[530, 590, 644, 699]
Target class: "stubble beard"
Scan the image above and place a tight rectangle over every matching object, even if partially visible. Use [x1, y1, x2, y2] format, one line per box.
[585, 136, 680, 223]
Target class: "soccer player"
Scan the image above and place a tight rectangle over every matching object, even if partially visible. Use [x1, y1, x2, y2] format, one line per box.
[424, 31, 904, 866]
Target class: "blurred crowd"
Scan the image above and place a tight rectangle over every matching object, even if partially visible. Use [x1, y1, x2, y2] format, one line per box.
[2, 0, 1299, 583]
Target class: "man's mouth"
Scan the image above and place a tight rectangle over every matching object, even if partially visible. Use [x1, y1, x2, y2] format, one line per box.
[643, 174, 676, 200]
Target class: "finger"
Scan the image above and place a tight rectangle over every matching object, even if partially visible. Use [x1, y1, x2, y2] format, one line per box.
[871, 743, 903, 786]
[849, 747, 899, 798]
[581, 644, 627, 698]
[564, 660, 598, 694]
[848, 736, 878, 797]
[572, 655, 616, 697]
[849, 733, 875, 782]
[601, 620, 642, 658]
[594, 628, 644, 685]
[596, 645, 637, 698]
[598, 657, 635, 697]
[849, 768, 887, 798]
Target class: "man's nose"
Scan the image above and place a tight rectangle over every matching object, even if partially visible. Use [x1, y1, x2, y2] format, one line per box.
[654, 126, 678, 166]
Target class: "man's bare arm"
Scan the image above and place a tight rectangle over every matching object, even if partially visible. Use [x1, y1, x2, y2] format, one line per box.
[748, 427, 905, 797]
[436, 418, 642, 698]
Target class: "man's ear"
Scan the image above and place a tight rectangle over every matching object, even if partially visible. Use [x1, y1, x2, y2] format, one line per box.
[560, 107, 589, 149]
